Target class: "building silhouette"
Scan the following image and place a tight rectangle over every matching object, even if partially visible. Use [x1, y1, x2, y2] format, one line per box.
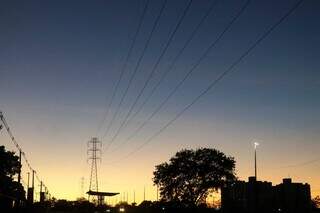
[221, 177, 311, 213]
[274, 178, 311, 213]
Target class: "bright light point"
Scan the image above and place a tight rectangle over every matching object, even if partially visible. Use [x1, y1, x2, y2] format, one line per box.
[254, 142, 259, 149]
[119, 207, 125, 212]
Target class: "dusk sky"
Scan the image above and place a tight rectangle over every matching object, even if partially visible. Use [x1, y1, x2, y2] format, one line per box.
[0, 0, 319, 202]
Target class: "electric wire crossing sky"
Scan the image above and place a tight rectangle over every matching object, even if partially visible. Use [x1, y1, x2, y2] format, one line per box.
[0, 0, 319, 201]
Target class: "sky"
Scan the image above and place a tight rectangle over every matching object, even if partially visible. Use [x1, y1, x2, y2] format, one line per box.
[0, 0, 320, 202]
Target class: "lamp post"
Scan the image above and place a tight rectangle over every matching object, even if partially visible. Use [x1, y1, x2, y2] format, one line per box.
[254, 142, 259, 180]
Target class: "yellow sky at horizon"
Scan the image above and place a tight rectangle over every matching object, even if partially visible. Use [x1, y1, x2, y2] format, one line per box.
[5, 141, 320, 202]
[1, 112, 319, 202]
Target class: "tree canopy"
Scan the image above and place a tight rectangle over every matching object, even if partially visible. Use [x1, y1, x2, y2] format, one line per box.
[153, 148, 236, 205]
[0, 145, 25, 210]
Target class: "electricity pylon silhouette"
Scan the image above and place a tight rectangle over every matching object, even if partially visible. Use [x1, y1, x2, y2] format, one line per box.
[87, 137, 101, 202]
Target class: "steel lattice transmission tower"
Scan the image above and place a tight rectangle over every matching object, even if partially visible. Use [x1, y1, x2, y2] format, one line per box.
[87, 137, 101, 201]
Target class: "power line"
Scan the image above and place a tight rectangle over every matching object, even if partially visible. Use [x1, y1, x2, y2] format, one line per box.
[110, 0, 251, 153]
[103, 0, 168, 143]
[110, 0, 305, 163]
[96, 0, 150, 136]
[278, 158, 320, 169]
[110, 0, 219, 153]
[0, 111, 52, 198]
[106, 0, 194, 150]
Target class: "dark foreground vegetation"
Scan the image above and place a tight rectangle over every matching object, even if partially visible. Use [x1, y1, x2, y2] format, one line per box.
[3, 199, 320, 213]
[4, 200, 219, 213]
[1, 145, 320, 213]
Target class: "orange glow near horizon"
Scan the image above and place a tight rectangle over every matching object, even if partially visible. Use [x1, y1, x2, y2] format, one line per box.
[0, 0, 319, 206]
[1, 114, 319, 202]
[13, 144, 320, 202]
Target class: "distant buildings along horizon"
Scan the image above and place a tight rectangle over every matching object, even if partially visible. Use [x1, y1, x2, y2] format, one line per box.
[221, 177, 311, 213]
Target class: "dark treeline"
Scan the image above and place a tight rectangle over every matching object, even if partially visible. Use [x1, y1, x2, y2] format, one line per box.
[6, 199, 320, 213]
[1, 145, 320, 213]
[6, 200, 218, 213]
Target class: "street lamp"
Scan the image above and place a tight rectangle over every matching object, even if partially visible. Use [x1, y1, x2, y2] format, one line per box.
[254, 142, 259, 180]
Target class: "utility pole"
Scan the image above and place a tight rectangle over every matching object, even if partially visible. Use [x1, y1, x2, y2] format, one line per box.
[143, 186, 146, 201]
[27, 170, 35, 204]
[1, 111, 50, 203]
[40, 181, 44, 203]
[15, 150, 22, 208]
[18, 150, 22, 184]
[32, 170, 35, 189]
[80, 177, 85, 198]
[126, 191, 128, 203]
[40, 182, 42, 194]
[133, 190, 136, 204]
[27, 172, 30, 189]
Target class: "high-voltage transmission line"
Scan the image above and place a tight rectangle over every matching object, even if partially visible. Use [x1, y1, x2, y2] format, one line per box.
[87, 137, 102, 200]
[106, 0, 194, 150]
[86, 138, 119, 204]
[110, 0, 305, 163]
[96, 0, 150, 136]
[103, 0, 168, 141]
[109, 0, 219, 153]
[109, 0, 251, 154]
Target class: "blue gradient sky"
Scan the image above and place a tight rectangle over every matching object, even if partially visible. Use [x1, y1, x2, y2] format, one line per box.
[0, 0, 319, 200]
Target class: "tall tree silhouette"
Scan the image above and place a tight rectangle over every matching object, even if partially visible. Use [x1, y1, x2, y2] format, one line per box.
[153, 148, 236, 206]
[0, 145, 25, 210]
